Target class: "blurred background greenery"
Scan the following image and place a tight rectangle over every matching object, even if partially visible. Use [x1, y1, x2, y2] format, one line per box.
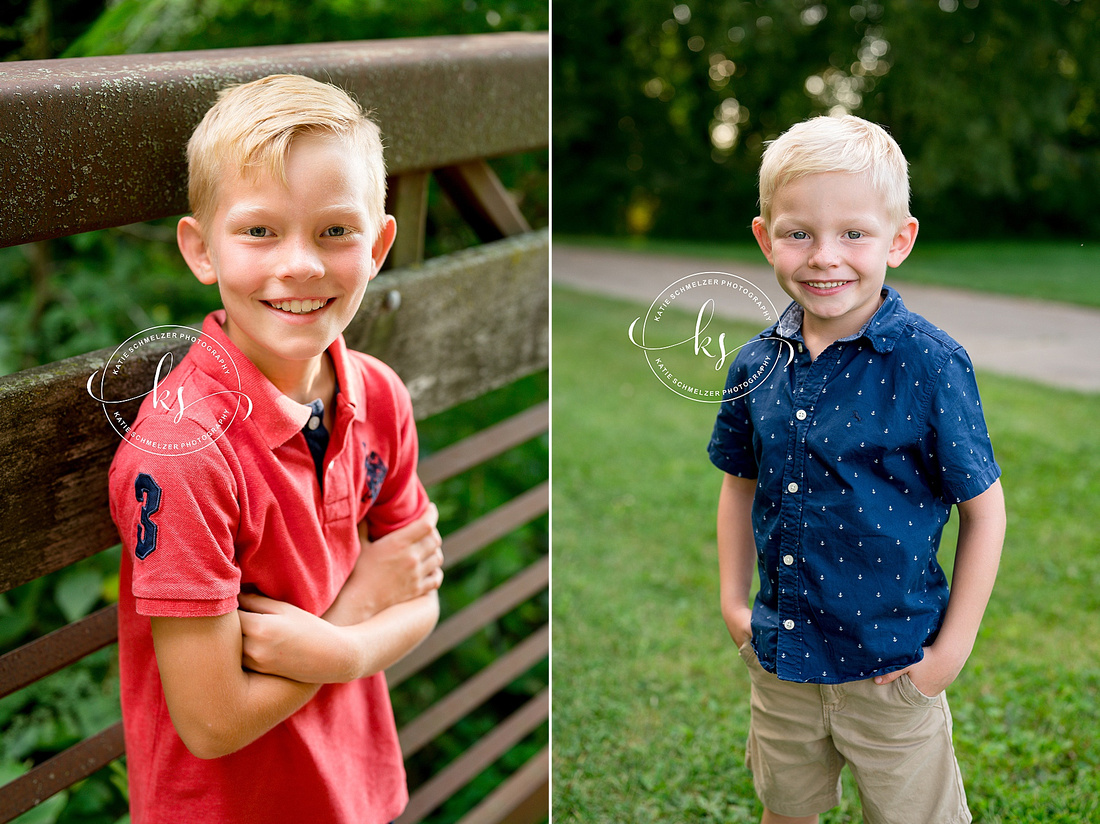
[553, 0, 1100, 241]
[0, 2, 548, 823]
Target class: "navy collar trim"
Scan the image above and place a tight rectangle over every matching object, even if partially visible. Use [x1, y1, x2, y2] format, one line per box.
[768, 285, 908, 354]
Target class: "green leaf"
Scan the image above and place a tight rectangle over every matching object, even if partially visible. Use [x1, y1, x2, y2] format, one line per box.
[54, 569, 104, 623]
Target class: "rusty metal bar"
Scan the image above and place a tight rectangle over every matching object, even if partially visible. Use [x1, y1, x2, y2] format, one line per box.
[441, 483, 548, 570]
[399, 624, 548, 758]
[0, 605, 118, 699]
[0, 722, 125, 824]
[0, 32, 548, 248]
[418, 402, 548, 488]
[396, 690, 548, 824]
[455, 746, 549, 824]
[387, 555, 548, 688]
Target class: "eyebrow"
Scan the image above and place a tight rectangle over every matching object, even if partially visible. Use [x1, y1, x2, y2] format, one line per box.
[223, 203, 368, 225]
[223, 205, 274, 225]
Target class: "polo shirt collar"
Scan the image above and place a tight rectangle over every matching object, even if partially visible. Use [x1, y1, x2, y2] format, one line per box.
[192, 311, 366, 451]
[769, 285, 909, 354]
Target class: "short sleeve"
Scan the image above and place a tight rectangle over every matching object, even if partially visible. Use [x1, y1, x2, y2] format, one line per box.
[707, 355, 760, 479]
[359, 364, 429, 539]
[923, 347, 1001, 504]
[109, 415, 242, 617]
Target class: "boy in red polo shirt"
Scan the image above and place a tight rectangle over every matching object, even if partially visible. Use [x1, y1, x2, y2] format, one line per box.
[108, 75, 444, 824]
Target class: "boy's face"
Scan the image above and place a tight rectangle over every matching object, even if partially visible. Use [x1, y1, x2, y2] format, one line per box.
[178, 131, 394, 382]
[752, 171, 918, 341]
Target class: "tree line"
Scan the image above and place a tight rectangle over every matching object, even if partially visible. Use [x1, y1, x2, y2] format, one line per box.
[553, 0, 1100, 240]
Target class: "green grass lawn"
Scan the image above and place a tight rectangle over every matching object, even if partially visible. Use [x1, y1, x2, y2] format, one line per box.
[559, 235, 1100, 309]
[551, 286, 1100, 823]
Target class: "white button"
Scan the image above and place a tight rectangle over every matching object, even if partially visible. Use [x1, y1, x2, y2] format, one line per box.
[308, 416, 321, 430]
[795, 409, 807, 420]
[328, 460, 335, 470]
[783, 619, 795, 630]
[782, 554, 794, 566]
[787, 482, 799, 493]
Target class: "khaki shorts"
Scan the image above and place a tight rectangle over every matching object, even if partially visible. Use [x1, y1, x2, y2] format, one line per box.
[739, 642, 971, 824]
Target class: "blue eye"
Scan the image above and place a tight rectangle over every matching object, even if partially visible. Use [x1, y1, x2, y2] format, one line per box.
[846, 231, 863, 240]
[791, 231, 809, 240]
[323, 226, 347, 237]
[247, 227, 268, 238]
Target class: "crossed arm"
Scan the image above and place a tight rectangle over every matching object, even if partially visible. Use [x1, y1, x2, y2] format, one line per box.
[151, 506, 444, 759]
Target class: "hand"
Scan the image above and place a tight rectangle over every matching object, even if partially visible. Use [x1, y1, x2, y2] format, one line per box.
[723, 603, 753, 649]
[873, 643, 964, 697]
[238, 593, 356, 684]
[325, 505, 444, 626]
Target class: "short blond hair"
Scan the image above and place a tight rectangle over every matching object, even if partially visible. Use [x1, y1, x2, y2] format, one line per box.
[758, 115, 911, 231]
[186, 74, 387, 239]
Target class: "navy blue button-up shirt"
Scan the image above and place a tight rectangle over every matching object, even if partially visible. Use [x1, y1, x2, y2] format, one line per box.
[709, 286, 1001, 684]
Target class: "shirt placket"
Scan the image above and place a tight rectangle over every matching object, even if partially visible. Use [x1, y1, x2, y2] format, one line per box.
[775, 343, 842, 681]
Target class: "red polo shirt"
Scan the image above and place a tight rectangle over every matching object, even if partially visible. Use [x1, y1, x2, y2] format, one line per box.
[109, 311, 427, 824]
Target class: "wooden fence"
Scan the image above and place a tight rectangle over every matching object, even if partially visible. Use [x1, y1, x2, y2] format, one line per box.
[0, 32, 548, 824]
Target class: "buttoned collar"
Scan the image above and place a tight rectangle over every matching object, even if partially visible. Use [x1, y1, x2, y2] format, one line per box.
[770, 285, 909, 355]
[191, 311, 367, 451]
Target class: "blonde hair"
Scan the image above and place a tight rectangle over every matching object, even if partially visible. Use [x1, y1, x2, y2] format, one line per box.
[186, 74, 387, 239]
[758, 115, 911, 231]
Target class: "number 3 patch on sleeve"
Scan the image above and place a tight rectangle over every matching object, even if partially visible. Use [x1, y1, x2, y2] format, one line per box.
[134, 473, 162, 560]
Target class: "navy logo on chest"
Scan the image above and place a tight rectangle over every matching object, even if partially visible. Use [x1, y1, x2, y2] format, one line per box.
[363, 450, 388, 504]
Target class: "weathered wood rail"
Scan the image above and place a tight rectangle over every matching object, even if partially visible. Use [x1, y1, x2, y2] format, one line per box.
[0, 32, 548, 824]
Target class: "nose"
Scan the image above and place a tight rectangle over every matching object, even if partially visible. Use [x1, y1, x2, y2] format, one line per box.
[808, 238, 839, 268]
[277, 235, 324, 281]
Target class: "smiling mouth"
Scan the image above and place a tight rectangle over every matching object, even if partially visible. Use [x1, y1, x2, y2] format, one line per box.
[262, 298, 334, 315]
[804, 281, 850, 292]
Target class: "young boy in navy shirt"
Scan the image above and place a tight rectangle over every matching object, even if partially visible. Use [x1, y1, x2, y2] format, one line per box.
[109, 75, 444, 824]
[710, 115, 1005, 824]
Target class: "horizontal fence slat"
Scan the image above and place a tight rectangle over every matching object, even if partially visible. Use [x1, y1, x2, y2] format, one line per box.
[441, 483, 548, 570]
[0, 722, 125, 824]
[387, 556, 548, 688]
[396, 690, 549, 824]
[0, 233, 547, 594]
[0, 605, 118, 699]
[419, 402, 549, 488]
[0, 33, 548, 248]
[455, 746, 549, 824]
[347, 231, 549, 421]
[399, 624, 548, 758]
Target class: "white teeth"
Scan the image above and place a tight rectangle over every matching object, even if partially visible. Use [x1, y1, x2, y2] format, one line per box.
[270, 299, 326, 314]
[806, 281, 846, 290]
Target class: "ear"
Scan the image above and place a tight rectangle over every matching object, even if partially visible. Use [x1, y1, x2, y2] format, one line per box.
[887, 217, 919, 269]
[177, 216, 218, 285]
[751, 216, 775, 266]
[369, 216, 398, 280]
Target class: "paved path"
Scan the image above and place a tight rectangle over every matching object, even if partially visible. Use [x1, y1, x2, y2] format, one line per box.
[553, 244, 1100, 393]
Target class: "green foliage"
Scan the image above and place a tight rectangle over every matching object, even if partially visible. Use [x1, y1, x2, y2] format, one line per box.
[62, 0, 548, 57]
[0, 0, 106, 61]
[0, 221, 219, 376]
[553, 0, 1100, 240]
[552, 286, 1100, 822]
[0, 546, 126, 824]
